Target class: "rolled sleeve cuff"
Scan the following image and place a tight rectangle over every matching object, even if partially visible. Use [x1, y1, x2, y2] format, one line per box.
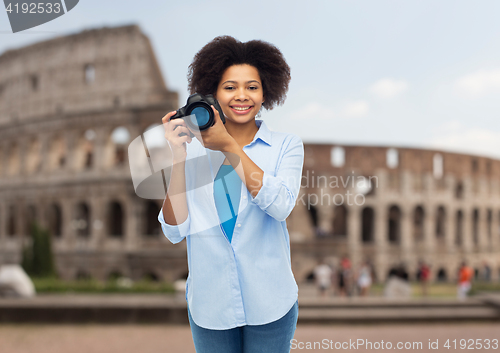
[251, 171, 284, 210]
[158, 207, 190, 244]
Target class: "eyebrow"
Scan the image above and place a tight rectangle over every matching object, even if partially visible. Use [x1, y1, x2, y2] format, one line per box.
[221, 80, 261, 85]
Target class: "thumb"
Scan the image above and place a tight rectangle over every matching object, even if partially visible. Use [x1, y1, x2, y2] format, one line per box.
[212, 105, 223, 124]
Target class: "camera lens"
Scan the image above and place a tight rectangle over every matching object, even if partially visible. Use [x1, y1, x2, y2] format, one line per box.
[188, 106, 211, 128]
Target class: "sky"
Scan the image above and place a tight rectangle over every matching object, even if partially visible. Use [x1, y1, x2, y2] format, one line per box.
[1, 0, 500, 159]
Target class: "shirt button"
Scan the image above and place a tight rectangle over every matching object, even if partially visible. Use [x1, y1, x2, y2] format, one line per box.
[237, 224, 241, 227]
[243, 196, 247, 200]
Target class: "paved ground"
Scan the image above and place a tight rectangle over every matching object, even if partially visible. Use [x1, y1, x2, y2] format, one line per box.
[1, 323, 500, 353]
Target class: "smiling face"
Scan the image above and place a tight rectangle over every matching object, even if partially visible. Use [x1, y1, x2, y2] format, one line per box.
[215, 64, 265, 127]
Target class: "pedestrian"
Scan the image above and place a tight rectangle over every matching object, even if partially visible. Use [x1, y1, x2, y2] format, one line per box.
[357, 261, 372, 297]
[338, 255, 352, 297]
[482, 261, 491, 282]
[159, 36, 303, 353]
[314, 258, 333, 297]
[417, 261, 431, 297]
[457, 261, 473, 301]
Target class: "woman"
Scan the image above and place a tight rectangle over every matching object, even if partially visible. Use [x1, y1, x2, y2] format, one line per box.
[159, 36, 304, 353]
[357, 261, 372, 297]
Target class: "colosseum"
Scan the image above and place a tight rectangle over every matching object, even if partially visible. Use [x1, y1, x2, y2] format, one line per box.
[0, 25, 499, 285]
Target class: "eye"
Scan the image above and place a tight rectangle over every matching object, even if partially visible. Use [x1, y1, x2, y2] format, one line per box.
[224, 86, 235, 90]
[249, 86, 258, 90]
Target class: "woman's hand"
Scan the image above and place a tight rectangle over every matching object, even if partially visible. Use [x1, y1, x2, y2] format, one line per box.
[162, 111, 193, 162]
[190, 106, 237, 152]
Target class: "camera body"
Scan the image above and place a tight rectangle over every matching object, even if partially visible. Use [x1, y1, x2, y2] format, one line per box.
[171, 93, 225, 132]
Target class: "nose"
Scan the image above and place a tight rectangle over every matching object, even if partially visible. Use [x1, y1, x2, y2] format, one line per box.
[235, 87, 248, 101]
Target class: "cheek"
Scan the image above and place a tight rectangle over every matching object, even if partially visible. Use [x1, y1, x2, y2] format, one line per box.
[217, 94, 230, 106]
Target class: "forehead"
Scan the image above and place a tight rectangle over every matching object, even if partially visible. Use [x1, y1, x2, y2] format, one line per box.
[220, 64, 261, 83]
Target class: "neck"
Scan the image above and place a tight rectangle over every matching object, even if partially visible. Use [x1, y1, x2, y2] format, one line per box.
[225, 119, 259, 148]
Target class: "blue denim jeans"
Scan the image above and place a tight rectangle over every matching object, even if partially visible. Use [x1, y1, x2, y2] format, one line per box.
[188, 300, 299, 353]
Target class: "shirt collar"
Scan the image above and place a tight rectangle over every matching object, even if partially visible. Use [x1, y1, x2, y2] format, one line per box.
[248, 120, 272, 147]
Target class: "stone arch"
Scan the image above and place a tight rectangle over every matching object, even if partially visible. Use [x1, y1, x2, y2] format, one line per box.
[455, 210, 463, 246]
[75, 269, 92, 280]
[74, 202, 91, 237]
[498, 211, 500, 242]
[178, 271, 189, 280]
[388, 205, 401, 244]
[48, 134, 66, 170]
[332, 204, 348, 237]
[386, 148, 399, 168]
[143, 271, 160, 282]
[455, 181, 464, 199]
[25, 204, 37, 235]
[472, 208, 479, 246]
[433, 153, 443, 179]
[436, 206, 446, 239]
[108, 200, 124, 237]
[84, 63, 95, 84]
[108, 126, 130, 167]
[143, 123, 167, 149]
[305, 270, 315, 283]
[7, 204, 17, 236]
[331, 146, 345, 167]
[26, 137, 41, 174]
[370, 265, 378, 283]
[75, 129, 96, 170]
[47, 203, 62, 237]
[145, 201, 161, 236]
[7, 141, 20, 176]
[0, 145, 3, 176]
[107, 270, 123, 281]
[487, 209, 493, 245]
[308, 204, 319, 229]
[361, 206, 375, 243]
[436, 268, 447, 282]
[413, 205, 425, 242]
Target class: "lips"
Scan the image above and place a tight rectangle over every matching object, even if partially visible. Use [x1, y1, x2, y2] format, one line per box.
[230, 105, 252, 111]
[230, 105, 253, 114]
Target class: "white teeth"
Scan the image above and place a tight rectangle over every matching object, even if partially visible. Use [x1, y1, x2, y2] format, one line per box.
[232, 106, 251, 111]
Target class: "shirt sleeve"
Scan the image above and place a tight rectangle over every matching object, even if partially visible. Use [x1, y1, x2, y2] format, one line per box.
[251, 135, 304, 222]
[158, 206, 190, 244]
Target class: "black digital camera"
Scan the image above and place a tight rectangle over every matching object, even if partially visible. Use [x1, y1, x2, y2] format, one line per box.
[171, 93, 225, 132]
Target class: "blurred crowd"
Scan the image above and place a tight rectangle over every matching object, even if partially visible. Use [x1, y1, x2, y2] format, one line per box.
[312, 256, 373, 298]
[310, 257, 493, 300]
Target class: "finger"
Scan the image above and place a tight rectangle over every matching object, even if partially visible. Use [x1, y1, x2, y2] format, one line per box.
[169, 127, 189, 139]
[165, 118, 188, 132]
[190, 128, 203, 141]
[172, 126, 191, 136]
[180, 135, 192, 144]
[211, 105, 222, 125]
[170, 134, 191, 147]
[184, 122, 200, 137]
[162, 110, 177, 124]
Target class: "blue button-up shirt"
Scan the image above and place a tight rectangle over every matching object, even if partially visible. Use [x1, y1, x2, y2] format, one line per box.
[158, 119, 304, 330]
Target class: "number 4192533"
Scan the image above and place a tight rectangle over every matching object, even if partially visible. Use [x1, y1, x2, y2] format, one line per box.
[444, 339, 498, 350]
[5, 2, 61, 14]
